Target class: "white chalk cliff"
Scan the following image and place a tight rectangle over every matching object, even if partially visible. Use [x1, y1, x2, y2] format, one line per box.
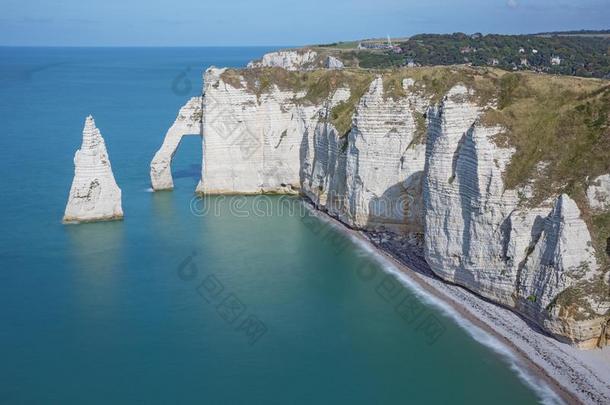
[325, 55, 344, 69]
[587, 174, 610, 211]
[247, 50, 319, 71]
[343, 78, 427, 232]
[64, 116, 123, 222]
[151, 66, 610, 348]
[195, 68, 316, 194]
[247, 49, 345, 71]
[422, 87, 605, 345]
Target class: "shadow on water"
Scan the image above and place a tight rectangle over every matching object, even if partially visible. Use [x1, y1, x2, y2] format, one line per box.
[170, 136, 202, 189]
[173, 163, 201, 181]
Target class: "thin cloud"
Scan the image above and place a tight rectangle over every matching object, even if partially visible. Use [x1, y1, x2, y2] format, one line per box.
[21, 17, 55, 24]
[152, 18, 200, 25]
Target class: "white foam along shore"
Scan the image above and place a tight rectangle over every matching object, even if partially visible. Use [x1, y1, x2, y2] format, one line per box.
[300, 201, 610, 405]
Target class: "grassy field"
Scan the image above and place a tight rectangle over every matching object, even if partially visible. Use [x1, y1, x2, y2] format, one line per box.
[313, 41, 360, 49]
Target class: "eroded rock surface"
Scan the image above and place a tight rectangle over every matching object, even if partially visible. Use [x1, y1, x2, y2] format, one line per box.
[248, 50, 345, 71]
[422, 86, 608, 347]
[587, 174, 610, 211]
[247, 50, 318, 71]
[325, 55, 344, 69]
[195, 67, 320, 194]
[64, 116, 123, 222]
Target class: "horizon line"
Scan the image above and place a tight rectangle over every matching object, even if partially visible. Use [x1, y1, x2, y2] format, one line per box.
[2, 27, 608, 48]
[0, 44, 296, 48]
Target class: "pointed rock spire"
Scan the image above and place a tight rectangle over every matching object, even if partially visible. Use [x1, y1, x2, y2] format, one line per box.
[63, 115, 123, 223]
[81, 115, 103, 151]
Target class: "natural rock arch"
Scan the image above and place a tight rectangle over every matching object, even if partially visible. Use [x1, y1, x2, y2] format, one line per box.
[150, 96, 203, 190]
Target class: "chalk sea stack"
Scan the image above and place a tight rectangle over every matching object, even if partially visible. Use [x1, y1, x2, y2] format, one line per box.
[63, 115, 123, 223]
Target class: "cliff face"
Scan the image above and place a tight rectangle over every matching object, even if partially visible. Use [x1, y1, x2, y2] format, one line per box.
[423, 85, 515, 300]
[64, 116, 123, 222]
[422, 86, 606, 346]
[247, 50, 320, 70]
[246, 49, 345, 70]
[151, 65, 610, 348]
[342, 77, 427, 232]
[195, 67, 323, 194]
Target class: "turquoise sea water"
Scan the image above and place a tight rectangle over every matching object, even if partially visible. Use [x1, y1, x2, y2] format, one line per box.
[0, 47, 552, 404]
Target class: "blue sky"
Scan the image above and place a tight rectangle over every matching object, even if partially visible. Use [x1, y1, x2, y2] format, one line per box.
[1, 0, 608, 46]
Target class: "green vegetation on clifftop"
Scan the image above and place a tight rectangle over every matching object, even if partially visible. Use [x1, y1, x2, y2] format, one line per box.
[221, 67, 376, 135]
[315, 32, 610, 79]
[484, 73, 610, 207]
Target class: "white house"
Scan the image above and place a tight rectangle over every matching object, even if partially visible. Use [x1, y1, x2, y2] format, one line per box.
[551, 56, 561, 65]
